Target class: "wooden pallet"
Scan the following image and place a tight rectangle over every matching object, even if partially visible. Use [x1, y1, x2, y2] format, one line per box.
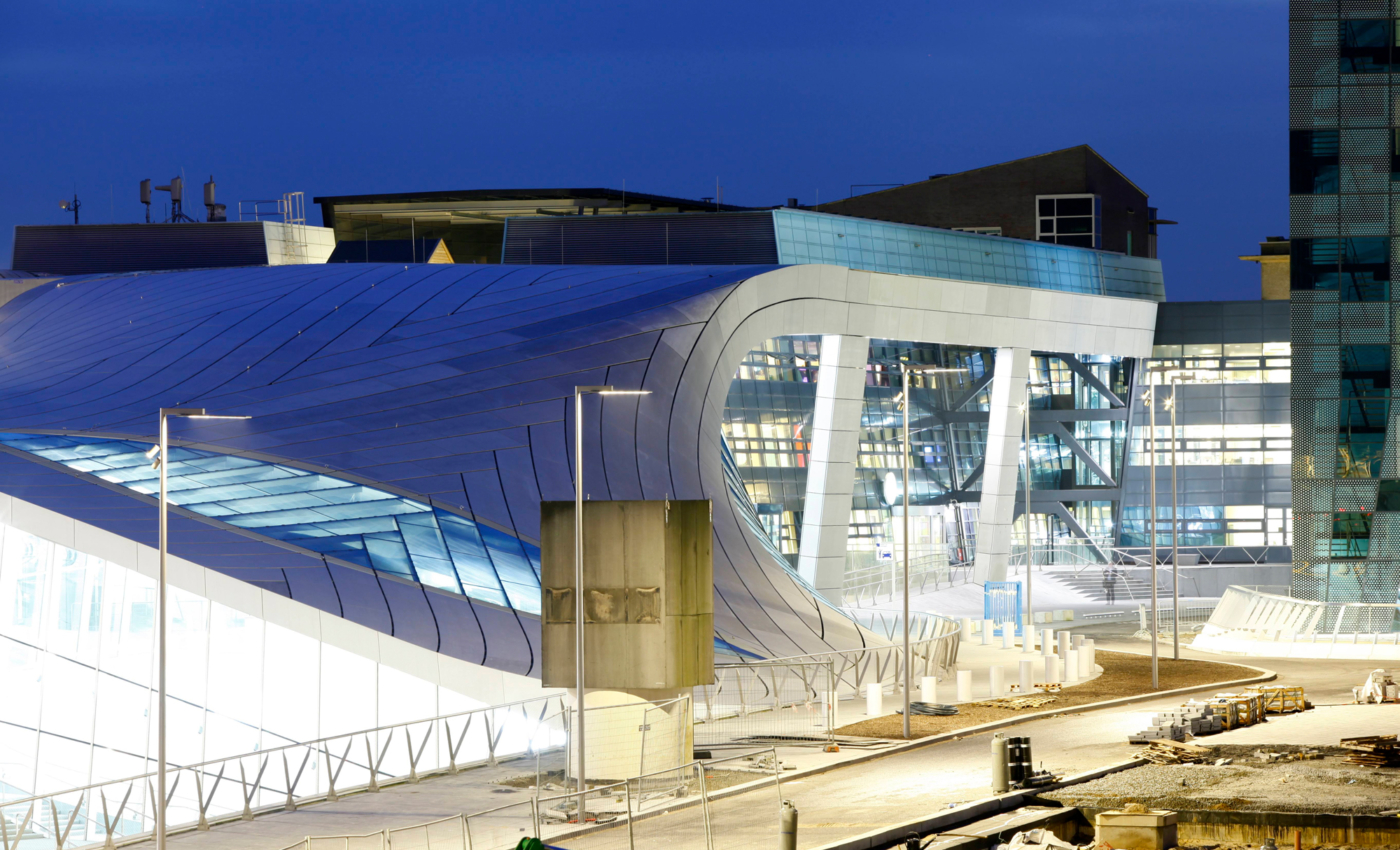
[969, 695, 1059, 710]
[1340, 734, 1400, 767]
[1141, 739, 1211, 765]
[1247, 685, 1306, 714]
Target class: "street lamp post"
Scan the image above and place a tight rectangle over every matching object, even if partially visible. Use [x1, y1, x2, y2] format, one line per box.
[1020, 381, 1049, 635]
[1141, 379, 1160, 690]
[897, 363, 965, 739]
[571, 385, 648, 819]
[148, 408, 249, 850]
[1163, 371, 1213, 661]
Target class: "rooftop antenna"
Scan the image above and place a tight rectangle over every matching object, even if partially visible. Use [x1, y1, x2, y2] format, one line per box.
[155, 176, 195, 222]
[141, 179, 152, 223]
[204, 176, 226, 222]
[59, 192, 81, 225]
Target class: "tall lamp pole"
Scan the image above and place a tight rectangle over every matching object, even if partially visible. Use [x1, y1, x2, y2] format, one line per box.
[1163, 371, 1212, 661]
[147, 408, 249, 850]
[897, 363, 965, 739]
[1020, 381, 1049, 634]
[1142, 366, 1177, 689]
[571, 385, 648, 818]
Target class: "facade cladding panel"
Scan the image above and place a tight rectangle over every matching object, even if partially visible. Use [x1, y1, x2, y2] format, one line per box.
[11, 223, 271, 274]
[502, 209, 1165, 301]
[0, 262, 1158, 674]
[1120, 301, 1292, 559]
[1289, 1, 1400, 604]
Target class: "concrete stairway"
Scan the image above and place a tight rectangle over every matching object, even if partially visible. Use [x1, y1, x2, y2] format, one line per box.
[1045, 569, 1155, 603]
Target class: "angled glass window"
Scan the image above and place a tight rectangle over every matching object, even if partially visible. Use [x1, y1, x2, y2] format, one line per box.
[1290, 131, 1339, 194]
[0, 433, 529, 613]
[1339, 20, 1393, 74]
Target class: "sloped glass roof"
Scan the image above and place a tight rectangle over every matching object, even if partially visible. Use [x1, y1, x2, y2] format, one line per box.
[0, 433, 541, 614]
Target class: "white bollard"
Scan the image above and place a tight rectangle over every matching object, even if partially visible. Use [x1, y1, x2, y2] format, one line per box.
[1042, 629, 1055, 656]
[1084, 639, 1096, 672]
[1022, 626, 1036, 653]
[1072, 634, 1085, 650]
[921, 676, 938, 704]
[981, 619, 994, 646]
[961, 617, 973, 641]
[1065, 649, 1080, 683]
[866, 682, 883, 716]
[1079, 643, 1093, 678]
[1045, 655, 1061, 685]
[990, 665, 1005, 697]
[1057, 631, 1071, 660]
[1019, 659, 1035, 694]
[957, 669, 973, 702]
[1002, 623, 1015, 649]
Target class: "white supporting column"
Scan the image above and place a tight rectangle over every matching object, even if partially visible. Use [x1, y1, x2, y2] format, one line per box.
[973, 347, 1031, 584]
[797, 334, 871, 603]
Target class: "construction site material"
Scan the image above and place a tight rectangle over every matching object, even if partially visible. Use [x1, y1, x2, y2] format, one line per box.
[898, 702, 959, 716]
[1246, 685, 1307, 714]
[1095, 807, 1178, 850]
[969, 695, 1059, 711]
[779, 799, 798, 850]
[1138, 741, 1211, 765]
[836, 650, 1255, 739]
[1340, 734, 1400, 767]
[1354, 669, 1399, 704]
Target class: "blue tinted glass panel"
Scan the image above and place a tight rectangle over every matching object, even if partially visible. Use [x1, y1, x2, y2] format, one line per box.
[0, 432, 525, 616]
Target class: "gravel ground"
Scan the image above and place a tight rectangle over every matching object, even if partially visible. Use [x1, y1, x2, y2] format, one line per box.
[1043, 745, 1400, 815]
[833, 650, 1254, 739]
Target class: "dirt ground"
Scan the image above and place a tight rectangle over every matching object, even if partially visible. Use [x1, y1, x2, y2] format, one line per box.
[1044, 744, 1400, 816]
[833, 650, 1256, 740]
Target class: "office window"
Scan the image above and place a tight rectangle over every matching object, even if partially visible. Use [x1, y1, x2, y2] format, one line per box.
[1290, 131, 1339, 194]
[1339, 19, 1394, 74]
[1291, 238, 1390, 300]
[1036, 195, 1101, 249]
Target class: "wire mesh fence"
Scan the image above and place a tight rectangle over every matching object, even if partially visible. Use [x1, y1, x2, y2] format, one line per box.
[695, 661, 834, 748]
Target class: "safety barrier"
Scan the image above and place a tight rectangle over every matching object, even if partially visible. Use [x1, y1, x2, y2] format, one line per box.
[0, 695, 690, 850]
[276, 748, 788, 850]
[695, 660, 836, 747]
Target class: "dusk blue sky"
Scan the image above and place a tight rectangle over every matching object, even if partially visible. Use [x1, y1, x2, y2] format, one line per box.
[2, 1, 1285, 301]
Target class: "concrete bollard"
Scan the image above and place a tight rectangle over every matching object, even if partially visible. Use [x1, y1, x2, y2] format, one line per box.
[921, 676, 938, 704]
[1072, 634, 1085, 650]
[1002, 623, 1015, 649]
[981, 618, 994, 646]
[1065, 649, 1080, 683]
[957, 669, 973, 701]
[1045, 655, 1061, 685]
[1041, 628, 1055, 656]
[865, 682, 882, 716]
[961, 617, 973, 641]
[990, 665, 1005, 697]
[1057, 631, 1071, 660]
[1022, 627, 1037, 653]
[1083, 639, 1096, 673]
[1079, 643, 1093, 678]
[1019, 659, 1035, 694]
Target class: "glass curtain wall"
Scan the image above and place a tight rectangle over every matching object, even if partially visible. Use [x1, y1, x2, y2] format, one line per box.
[0, 519, 487, 808]
[1290, 1, 1400, 603]
[722, 337, 1132, 573]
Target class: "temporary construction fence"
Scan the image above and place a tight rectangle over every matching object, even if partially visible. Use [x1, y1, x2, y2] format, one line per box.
[279, 748, 790, 850]
[0, 694, 691, 850]
[694, 660, 836, 747]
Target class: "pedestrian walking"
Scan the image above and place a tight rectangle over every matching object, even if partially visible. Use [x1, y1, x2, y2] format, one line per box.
[1103, 566, 1118, 603]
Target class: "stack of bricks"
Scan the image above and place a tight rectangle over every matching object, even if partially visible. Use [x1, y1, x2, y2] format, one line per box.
[1128, 722, 1186, 743]
[1128, 703, 1223, 743]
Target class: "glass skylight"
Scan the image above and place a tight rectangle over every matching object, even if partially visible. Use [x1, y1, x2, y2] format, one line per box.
[0, 433, 541, 614]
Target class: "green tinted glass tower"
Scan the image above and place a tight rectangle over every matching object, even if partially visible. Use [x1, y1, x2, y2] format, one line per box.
[1290, 0, 1400, 604]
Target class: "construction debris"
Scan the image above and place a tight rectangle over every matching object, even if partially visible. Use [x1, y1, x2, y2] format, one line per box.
[1353, 669, 1399, 704]
[1138, 740, 1211, 765]
[969, 695, 1059, 711]
[1339, 734, 1400, 767]
[995, 827, 1084, 850]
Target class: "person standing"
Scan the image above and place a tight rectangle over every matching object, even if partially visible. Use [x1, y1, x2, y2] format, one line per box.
[1102, 565, 1118, 604]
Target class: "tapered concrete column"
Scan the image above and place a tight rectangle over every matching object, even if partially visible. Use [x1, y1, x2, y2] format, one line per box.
[973, 347, 1031, 584]
[797, 334, 869, 603]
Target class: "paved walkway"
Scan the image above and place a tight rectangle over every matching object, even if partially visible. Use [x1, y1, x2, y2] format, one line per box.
[126, 636, 1380, 850]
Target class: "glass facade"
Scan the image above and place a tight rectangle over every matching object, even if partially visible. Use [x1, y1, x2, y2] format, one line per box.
[0, 434, 542, 615]
[722, 336, 1132, 574]
[0, 518, 491, 817]
[1291, 1, 1400, 603]
[771, 209, 1165, 301]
